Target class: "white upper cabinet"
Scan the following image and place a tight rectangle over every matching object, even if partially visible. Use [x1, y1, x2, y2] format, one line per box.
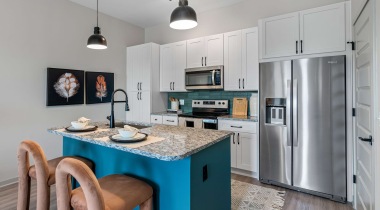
[300, 3, 346, 55]
[186, 34, 223, 68]
[224, 30, 242, 91]
[260, 12, 300, 59]
[260, 2, 347, 59]
[126, 43, 167, 123]
[160, 41, 187, 92]
[224, 27, 259, 91]
[204, 34, 224, 66]
[242, 28, 259, 90]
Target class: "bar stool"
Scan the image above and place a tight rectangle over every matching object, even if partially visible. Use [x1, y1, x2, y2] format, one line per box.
[17, 140, 94, 210]
[56, 157, 153, 210]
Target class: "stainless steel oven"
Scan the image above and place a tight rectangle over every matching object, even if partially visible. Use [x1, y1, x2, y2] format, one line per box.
[185, 66, 224, 90]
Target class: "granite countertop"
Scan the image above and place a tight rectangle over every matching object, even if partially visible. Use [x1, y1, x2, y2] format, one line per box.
[218, 115, 258, 122]
[151, 111, 179, 117]
[48, 121, 232, 161]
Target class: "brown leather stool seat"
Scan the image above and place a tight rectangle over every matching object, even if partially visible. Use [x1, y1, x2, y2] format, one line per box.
[17, 140, 94, 210]
[56, 158, 153, 210]
[28, 156, 93, 186]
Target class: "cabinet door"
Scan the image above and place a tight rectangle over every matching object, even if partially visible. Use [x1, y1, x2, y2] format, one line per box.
[204, 34, 224, 66]
[231, 134, 237, 168]
[224, 30, 242, 91]
[187, 38, 204, 68]
[160, 44, 173, 92]
[237, 133, 257, 172]
[126, 92, 140, 122]
[261, 12, 300, 58]
[173, 41, 187, 92]
[300, 3, 346, 55]
[139, 91, 151, 123]
[126, 47, 140, 92]
[242, 27, 259, 90]
[140, 44, 152, 91]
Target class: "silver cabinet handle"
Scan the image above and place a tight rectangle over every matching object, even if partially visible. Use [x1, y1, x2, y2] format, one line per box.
[286, 80, 291, 146]
[293, 79, 298, 147]
[237, 133, 240, 145]
[231, 125, 243, 129]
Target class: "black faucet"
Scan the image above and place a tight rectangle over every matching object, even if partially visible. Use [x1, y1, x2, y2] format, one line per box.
[108, 89, 129, 128]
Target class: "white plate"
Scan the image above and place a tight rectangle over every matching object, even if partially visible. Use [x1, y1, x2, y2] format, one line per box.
[65, 125, 97, 132]
[110, 133, 147, 143]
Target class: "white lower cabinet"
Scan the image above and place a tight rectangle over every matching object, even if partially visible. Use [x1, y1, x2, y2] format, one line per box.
[151, 115, 163, 124]
[151, 115, 178, 126]
[219, 120, 258, 176]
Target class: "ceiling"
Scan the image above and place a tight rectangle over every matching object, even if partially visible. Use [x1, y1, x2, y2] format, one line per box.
[69, 0, 246, 28]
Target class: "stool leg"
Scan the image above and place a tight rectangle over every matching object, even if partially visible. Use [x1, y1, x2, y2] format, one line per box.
[140, 196, 153, 210]
[17, 176, 31, 210]
[36, 181, 50, 210]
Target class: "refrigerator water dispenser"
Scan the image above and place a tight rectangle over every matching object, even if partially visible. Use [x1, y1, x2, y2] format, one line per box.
[265, 98, 286, 125]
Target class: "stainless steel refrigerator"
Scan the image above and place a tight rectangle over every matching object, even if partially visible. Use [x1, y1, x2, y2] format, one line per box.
[259, 55, 346, 202]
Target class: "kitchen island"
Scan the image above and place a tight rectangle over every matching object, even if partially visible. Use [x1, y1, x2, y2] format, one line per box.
[48, 122, 232, 210]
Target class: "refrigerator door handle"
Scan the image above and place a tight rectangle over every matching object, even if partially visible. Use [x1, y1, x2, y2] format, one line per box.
[286, 80, 292, 146]
[293, 79, 298, 147]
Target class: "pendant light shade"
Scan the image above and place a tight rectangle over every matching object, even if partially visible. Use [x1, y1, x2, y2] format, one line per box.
[87, 0, 107, 50]
[170, 0, 198, 30]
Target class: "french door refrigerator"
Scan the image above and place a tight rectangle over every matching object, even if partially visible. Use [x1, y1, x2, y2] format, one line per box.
[259, 55, 347, 202]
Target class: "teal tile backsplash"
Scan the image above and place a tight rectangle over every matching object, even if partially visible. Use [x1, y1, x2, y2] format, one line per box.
[168, 91, 257, 115]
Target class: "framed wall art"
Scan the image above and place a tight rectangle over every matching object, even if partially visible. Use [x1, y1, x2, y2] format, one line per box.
[46, 68, 85, 106]
[85, 71, 114, 104]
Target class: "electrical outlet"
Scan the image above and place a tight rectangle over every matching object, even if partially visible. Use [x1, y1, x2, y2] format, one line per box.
[203, 165, 208, 182]
[180, 99, 185, 106]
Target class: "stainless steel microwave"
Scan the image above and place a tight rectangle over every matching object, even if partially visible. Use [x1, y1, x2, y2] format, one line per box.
[185, 66, 224, 90]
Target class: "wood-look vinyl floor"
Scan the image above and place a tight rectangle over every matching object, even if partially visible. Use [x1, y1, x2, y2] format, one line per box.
[0, 180, 56, 210]
[0, 175, 354, 210]
[232, 174, 354, 210]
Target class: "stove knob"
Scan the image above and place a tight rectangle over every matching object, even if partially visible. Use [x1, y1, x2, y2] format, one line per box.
[218, 102, 221, 105]
[222, 102, 225, 105]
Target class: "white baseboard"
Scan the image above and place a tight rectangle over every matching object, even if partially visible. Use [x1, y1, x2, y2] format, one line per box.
[0, 177, 18, 188]
[231, 168, 258, 179]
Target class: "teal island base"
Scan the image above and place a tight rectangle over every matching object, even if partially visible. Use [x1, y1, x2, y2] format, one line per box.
[63, 137, 231, 210]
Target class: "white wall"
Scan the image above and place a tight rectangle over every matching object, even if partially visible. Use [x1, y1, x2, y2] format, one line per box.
[0, 0, 144, 185]
[145, 0, 346, 44]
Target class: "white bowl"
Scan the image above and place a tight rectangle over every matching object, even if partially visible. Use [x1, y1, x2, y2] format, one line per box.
[71, 121, 88, 129]
[118, 129, 138, 138]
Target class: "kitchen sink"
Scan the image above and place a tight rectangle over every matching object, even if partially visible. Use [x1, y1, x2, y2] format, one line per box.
[110, 122, 151, 129]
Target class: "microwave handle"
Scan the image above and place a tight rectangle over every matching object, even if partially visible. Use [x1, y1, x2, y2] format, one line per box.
[211, 70, 216, 85]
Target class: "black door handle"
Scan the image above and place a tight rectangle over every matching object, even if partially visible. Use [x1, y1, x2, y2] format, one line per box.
[202, 57, 204, 66]
[205, 57, 207, 66]
[239, 79, 241, 89]
[300, 40, 303, 53]
[296, 41, 298, 54]
[359, 135, 373, 145]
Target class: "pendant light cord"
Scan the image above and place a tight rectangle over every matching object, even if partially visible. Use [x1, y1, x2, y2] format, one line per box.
[97, 0, 99, 27]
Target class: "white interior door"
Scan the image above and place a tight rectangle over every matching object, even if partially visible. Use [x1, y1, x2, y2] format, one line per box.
[354, 2, 375, 210]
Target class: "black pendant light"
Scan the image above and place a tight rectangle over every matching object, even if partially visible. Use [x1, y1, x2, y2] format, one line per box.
[170, 0, 198, 30]
[87, 0, 107, 50]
